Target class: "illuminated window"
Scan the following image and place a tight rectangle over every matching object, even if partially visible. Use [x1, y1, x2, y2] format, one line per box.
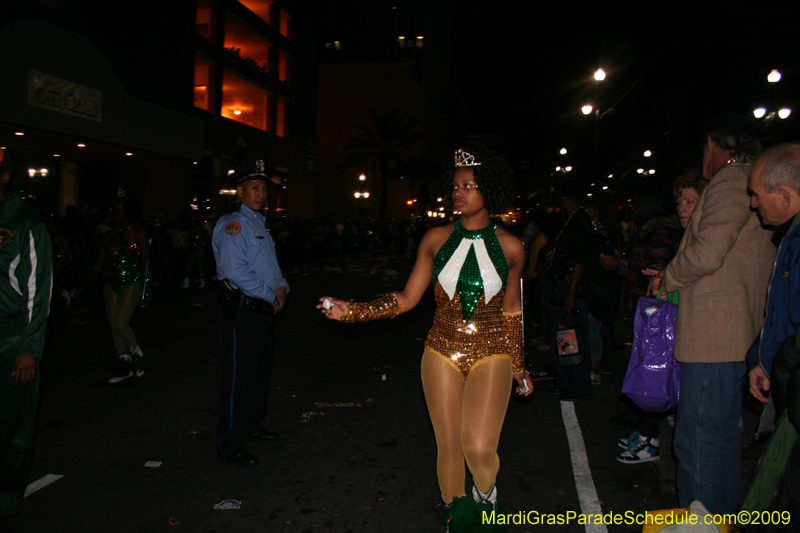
[278, 50, 290, 84]
[276, 98, 288, 138]
[224, 13, 272, 72]
[416, 35, 423, 48]
[196, 0, 216, 40]
[238, 0, 274, 24]
[280, 9, 291, 39]
[222, 70, 273, 133]
[194, 56, 214, 111]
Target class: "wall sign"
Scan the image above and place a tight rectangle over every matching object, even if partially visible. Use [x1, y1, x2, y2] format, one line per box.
[28, 70, 103, 122]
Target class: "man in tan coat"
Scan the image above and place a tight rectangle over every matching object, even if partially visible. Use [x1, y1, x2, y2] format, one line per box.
[651, 116, 775, 514]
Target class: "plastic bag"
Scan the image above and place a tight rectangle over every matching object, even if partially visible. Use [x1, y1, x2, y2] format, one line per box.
[556, 309, 584, 366]
[622, 296, 680, 412]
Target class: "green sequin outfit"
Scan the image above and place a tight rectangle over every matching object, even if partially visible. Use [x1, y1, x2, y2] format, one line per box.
[425, 220, 523, 376]
[105, 231, 144, 294]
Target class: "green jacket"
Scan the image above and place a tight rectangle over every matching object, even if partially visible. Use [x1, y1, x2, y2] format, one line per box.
[0, 193, 53, 359]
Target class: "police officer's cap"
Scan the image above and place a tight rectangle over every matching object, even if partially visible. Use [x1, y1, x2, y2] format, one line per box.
[702, 114, 760, 139]
[228, 160, 272, 188]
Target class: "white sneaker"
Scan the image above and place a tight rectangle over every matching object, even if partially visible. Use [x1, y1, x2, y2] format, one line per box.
[618, 430, 640, 449]
[182, 277, 191, 288]
[617, 436, 660, 463]
[198, 279, 206, 289]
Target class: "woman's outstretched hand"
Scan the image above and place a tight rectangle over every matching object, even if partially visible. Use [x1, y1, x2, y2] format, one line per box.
[317, 297, 347, 320]
[514, 371, 533, 396]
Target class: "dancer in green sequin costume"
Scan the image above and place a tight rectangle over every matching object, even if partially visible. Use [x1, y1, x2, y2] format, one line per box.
[320, 146, 531, 532]
[80, 193, 152, 383]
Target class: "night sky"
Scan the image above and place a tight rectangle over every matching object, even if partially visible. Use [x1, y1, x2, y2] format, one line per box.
[450, 0, 800, 181]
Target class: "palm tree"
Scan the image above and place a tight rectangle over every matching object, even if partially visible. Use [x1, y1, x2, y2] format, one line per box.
[342, 109, 423, 219]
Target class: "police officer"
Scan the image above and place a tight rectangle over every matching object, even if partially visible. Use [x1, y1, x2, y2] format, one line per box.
[213, 160, 288, 465]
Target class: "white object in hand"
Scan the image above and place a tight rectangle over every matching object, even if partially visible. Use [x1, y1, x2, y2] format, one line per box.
[323, 298, 333, 310]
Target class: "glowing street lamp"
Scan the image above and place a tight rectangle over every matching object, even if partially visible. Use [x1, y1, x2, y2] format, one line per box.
[643, 150, 652, 157]
[560, 148, 567, 155]
[754, 108, 767, 119]
[581, 104, 593, 115]
[778, 108, 792, 119]
[768, 69, 782, 83]
[594, 69, 606, 81]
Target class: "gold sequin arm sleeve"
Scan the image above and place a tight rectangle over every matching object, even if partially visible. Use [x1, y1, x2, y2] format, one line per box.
[502, 311, 524, 373]
[339, 293, 402, 323]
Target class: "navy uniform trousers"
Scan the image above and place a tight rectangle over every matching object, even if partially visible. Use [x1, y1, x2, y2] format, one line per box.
[216, 307, 274, 457]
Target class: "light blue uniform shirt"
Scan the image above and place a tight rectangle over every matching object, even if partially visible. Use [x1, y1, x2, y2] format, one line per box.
[212, 204, 289, 303]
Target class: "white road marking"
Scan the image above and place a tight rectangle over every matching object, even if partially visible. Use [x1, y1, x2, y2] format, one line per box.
[24, 474, 63, 498]
[561, 402, 608, 533]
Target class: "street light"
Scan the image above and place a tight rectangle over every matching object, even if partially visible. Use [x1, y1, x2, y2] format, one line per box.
[768, 69, 782, 83]
[581, 104, 593, 115]
[560, 147, 567, 155]
[754, 107, 792, 121]
[643, 150, 652, 157]
[594, 68, 606, 81]
[354, 192, 361, 198]
[358, 173, 366, 181]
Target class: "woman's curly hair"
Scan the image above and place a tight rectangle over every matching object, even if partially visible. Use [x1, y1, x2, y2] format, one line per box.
[442, 145, 516, 215]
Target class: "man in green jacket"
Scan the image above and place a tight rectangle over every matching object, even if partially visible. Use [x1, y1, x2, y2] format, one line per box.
[0, 155, 53, 530]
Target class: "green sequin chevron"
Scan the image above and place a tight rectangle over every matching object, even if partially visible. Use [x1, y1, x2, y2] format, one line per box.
[433, 219, 508, 321]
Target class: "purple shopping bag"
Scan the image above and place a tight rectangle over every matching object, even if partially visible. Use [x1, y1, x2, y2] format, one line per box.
[621, 296, 680, 413]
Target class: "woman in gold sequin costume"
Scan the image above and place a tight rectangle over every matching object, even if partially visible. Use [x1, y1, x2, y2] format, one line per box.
[79, 193, 152, 383]
[319, 146, 532, 531]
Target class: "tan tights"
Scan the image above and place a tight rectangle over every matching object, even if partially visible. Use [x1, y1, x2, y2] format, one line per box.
[420, 348, 513, 503]
[104, 283, 142, 355]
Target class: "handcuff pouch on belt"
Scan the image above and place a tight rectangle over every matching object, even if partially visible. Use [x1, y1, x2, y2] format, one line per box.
[219, 279, 274, 319]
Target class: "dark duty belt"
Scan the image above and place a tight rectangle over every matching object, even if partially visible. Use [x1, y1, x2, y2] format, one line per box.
[219, 280, 274, 316]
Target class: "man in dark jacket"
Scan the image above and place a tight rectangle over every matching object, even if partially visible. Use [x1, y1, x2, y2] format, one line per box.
[746, 142, 800, 403]
[0, 155, 53, 529]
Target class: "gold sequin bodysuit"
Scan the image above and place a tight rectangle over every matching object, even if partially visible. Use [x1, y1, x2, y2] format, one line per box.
[425, 283, 522, 376]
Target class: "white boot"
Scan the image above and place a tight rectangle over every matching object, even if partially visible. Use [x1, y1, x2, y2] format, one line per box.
[471, 479, 498, 511]
[129, 345, 148, 377]
[109, 353, 133, 383]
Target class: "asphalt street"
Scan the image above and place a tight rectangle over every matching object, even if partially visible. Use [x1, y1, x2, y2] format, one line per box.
[11, 254, 767, 532]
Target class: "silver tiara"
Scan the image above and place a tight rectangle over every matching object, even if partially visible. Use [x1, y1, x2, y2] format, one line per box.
[454, 149, 482, 167]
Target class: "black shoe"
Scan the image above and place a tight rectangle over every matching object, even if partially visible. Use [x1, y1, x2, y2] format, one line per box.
[218, 450, 259, 465]
[245, 429, 281, 441]
[546, 386, 566, 395]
